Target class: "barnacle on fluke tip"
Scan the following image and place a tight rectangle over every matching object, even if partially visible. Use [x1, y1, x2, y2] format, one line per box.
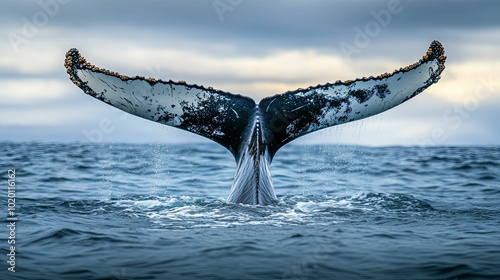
[65, 41, 445, 205]
[64, 40, 445, 94]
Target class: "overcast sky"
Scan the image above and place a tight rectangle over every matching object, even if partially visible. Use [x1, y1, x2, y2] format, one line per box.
[1, 0, 499, 146]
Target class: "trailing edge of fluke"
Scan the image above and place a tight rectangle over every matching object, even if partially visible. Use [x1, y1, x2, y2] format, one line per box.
[65, 41, 446, 205]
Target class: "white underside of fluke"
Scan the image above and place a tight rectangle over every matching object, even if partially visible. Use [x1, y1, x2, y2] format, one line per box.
[65, 41, 446, 205]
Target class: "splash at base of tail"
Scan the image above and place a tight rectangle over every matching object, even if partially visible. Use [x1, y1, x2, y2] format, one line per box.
[65, 41, 446, 205]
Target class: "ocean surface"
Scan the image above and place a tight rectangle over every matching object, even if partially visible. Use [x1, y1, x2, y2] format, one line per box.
[1, 142, 499, 279]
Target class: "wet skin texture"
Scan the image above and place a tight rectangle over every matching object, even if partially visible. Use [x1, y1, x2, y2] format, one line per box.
[65, 41, 446, 205]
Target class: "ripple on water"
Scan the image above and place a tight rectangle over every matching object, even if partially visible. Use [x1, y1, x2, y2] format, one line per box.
[23, 192, 432, 229]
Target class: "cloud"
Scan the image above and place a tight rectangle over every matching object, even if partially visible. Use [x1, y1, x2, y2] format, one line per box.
[1, 79, 69, 104]
[1, 0, 499, 145]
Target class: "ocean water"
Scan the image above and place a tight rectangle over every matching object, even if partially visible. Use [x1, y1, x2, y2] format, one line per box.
[1, 142, 499, 279]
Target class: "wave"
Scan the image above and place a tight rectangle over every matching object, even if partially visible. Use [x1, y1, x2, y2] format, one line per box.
[20, 192, 437, 230]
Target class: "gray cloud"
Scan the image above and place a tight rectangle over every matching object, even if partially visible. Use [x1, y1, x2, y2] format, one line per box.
[1, 0, 499, 145]
[4, 0, 500, 55]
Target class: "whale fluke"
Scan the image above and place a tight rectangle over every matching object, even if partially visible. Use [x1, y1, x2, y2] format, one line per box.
[65, 41, 446, 205]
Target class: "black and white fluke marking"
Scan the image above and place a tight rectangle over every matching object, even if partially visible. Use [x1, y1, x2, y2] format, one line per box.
[65, 41, 446, 205]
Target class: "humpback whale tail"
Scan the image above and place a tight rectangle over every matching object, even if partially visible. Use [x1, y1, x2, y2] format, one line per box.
[65, 41, 446, 205]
